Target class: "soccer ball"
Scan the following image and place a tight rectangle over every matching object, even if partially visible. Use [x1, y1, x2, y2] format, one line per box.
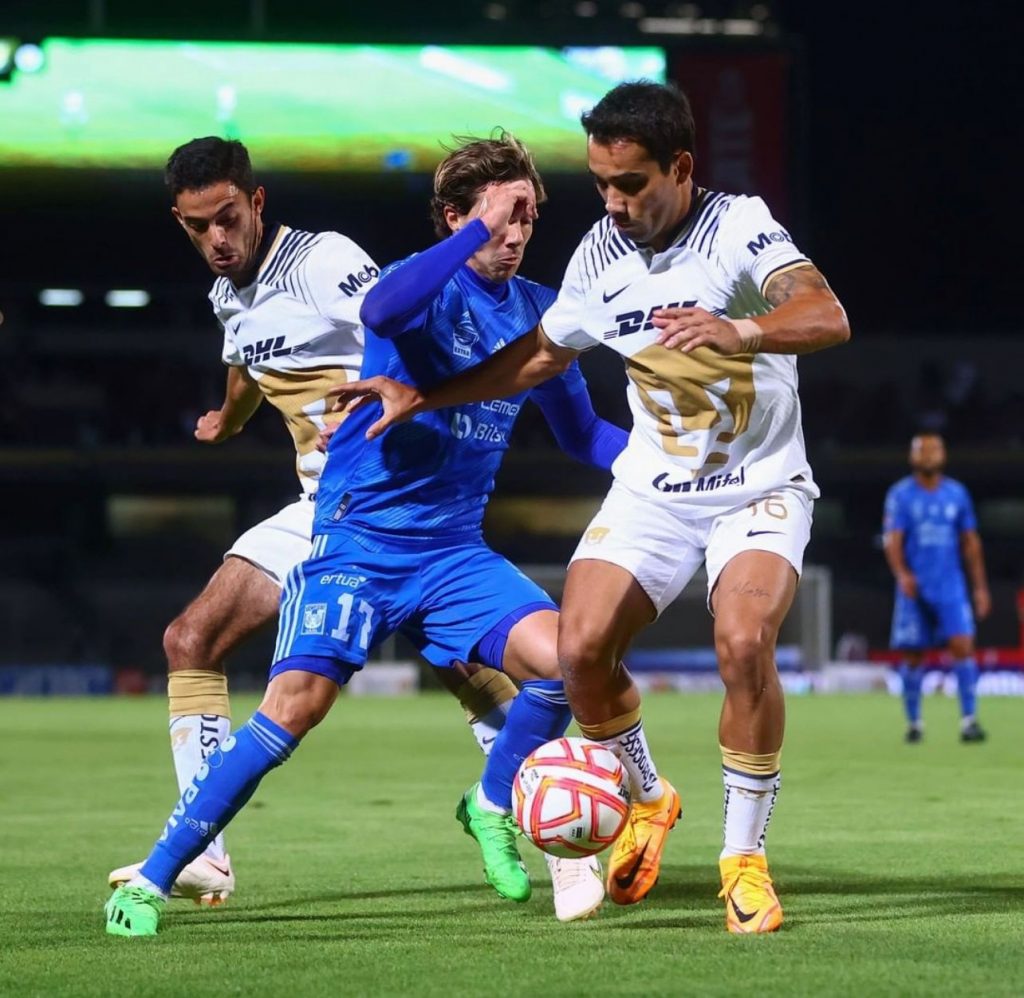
[513, 737, 632, 858]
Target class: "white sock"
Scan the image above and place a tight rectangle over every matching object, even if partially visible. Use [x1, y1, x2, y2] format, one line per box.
[469, 702, 511, 756]
[600, 720, 662, 804]
[476, 782, 511, 816]
[126, 874, 170, 901]
[169, 713, 231, 863]
[721, 768, 781, 857]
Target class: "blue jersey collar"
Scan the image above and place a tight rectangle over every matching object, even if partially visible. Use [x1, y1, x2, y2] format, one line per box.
[459, 263, 511, 303]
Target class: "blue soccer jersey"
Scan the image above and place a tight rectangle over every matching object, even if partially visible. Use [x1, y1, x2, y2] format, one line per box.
[316, 262, 581, 543]
[883, 475, 977, 601]
[885, 475, 979, 649]
[278, 228, 623, 679]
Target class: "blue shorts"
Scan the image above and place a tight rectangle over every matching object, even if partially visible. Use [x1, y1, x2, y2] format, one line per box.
[270, 529, 556, 685]
[890, 590, 974, 650]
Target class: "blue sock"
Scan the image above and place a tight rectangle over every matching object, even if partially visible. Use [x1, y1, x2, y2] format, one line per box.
[899, 664, 923, 725]
[139, 712, 298, 893]
[953, 658, 979, 719]
[480, 679, 571, 810]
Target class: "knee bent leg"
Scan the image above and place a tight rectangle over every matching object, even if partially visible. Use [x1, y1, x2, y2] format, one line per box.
[164, 613, 218, 672]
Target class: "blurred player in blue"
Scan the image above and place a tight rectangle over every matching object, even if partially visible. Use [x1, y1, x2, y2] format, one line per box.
[105, 134, 627, 936]
[883, 432, 991, 743]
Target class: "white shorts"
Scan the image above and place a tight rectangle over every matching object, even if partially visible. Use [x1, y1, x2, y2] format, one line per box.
[570, 480, 813, 616]
[224, 495, 315, 587]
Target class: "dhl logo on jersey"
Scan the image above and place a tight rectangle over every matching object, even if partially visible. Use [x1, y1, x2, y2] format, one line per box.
[242, 335, 292, 365]
[601, 300, 728, 341]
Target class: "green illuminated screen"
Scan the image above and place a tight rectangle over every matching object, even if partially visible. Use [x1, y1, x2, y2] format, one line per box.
[0, 39, 665, 171]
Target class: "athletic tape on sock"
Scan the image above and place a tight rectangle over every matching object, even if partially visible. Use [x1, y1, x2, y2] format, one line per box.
[720, 744, 781, 778]
[577, 706, 642, 742]
[456, 667, 518, 723]
[168, 670, 231, 718]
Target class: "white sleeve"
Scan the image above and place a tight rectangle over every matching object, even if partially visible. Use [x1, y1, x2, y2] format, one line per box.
[302, 233, 380, 327]
[539, 240, 596, 352]
[717, 196, 812, 297]
[220, 324, 244, 366]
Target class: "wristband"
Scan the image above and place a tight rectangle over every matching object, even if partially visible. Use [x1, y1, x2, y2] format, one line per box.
[728, 317, 763, 353]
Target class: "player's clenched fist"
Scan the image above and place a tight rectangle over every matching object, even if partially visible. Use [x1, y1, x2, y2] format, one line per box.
[194, 409, 238, 444]
[328, 376, 424, 440]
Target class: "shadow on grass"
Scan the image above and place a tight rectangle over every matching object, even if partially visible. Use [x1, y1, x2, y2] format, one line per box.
[166, 865, 1024, 932]
[232, 881, 487, 913]
[197, 906, 472, 927]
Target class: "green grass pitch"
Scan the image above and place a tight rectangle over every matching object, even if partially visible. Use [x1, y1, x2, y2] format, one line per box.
[0, 40, 664, 171]
[1, 692, 1022, 997]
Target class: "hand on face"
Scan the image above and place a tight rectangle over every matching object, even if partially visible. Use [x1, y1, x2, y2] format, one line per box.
[471, 180, 538, 240]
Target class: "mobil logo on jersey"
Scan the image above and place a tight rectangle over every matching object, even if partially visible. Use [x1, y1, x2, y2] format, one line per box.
[746, 230, 792, 256]
[338, 263, 380, 297]
[652, 466, 746, 494]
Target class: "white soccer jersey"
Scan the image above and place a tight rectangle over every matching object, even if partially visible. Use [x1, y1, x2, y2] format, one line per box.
[210, 223, 376, 493]
[541, 189, 820, 513]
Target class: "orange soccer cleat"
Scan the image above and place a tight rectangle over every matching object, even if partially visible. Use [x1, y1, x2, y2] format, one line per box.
[606, 778, 681, 905]
[718, 853, 783, 934]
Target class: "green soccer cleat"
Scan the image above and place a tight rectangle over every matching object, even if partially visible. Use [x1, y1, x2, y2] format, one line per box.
[104, 885, 165, 937]
[456, 783, 531, 902]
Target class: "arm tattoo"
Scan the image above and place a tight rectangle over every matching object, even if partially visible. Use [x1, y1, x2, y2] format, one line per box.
[764, 265, 829, 307]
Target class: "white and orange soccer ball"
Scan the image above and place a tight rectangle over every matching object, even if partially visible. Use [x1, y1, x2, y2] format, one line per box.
[513, 737, 632, 858]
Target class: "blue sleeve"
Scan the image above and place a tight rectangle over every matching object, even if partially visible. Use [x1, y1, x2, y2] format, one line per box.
[883, 485, 908, 532]
[957, 485, 978, 532]
[529, 362, 628, 471]
[359, 219, 490, 338]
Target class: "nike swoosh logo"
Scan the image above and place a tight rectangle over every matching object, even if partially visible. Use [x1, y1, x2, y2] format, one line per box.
[602, 285, 630, 303]
[747, 529, 783, 537]
[731, 898, 757, 924]
[207, 863, 231, 877]
[613, 841, 649, 889]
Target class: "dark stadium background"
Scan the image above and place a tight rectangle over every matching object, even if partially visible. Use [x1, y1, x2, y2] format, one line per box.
[2, 1, 1020, 681]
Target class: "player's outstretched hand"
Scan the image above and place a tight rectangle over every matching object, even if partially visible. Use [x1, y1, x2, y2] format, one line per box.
[651, 307, 744, 354]
[328, 376, 425, 440]
[194, 409, 236, 444]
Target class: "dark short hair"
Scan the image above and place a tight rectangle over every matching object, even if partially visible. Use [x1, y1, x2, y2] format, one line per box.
[581, 80, 696, 171]
[430, 131, 547, 239]
[165, 137, 255, 199]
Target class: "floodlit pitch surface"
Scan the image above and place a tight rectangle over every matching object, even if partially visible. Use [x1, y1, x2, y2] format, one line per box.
[0, 40, 664, 171]
[1, 693, 1021, 997]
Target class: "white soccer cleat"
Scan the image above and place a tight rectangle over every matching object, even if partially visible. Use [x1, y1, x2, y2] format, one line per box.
[107, 854, 235, 907]
[545, 854, 604, 922]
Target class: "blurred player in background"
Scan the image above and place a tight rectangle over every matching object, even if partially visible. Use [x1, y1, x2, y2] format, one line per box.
[883, 432, 990, 743]
[108, 137, 521, 906]
[331, 81, 851, 933]
[104, 134, 628, 936]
